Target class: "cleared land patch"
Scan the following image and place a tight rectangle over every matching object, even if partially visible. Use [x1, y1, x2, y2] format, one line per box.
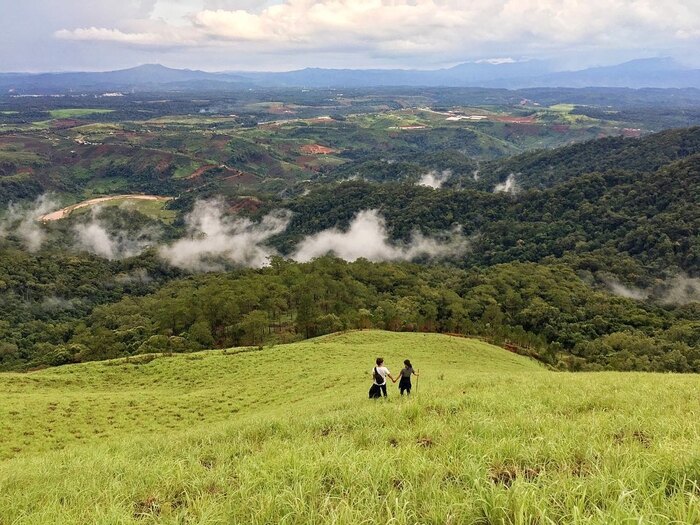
[39, 194, 173, 221]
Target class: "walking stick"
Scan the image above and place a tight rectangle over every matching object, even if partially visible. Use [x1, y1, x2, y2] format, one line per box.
[415, 369, 419, 394]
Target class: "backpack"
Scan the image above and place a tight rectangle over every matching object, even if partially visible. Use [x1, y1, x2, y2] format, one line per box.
[373, 367, 384, 384]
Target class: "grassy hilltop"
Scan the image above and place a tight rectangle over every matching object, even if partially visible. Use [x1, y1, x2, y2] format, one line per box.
[1, 331, 700, 524]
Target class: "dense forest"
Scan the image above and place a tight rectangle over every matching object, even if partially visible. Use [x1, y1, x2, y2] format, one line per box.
[273, 154, 700, 278]
[1, 255, 698, 372]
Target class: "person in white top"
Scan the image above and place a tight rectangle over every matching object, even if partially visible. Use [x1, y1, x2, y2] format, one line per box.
[369, 357, 396, 398]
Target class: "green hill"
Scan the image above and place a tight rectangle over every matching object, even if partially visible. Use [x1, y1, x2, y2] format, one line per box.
[2, 331, 700, 524]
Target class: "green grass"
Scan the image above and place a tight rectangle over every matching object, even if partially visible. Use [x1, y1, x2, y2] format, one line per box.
[1, 331, 699, 524]
[0, 149, 44, 164]
[48, 108, 114, 119]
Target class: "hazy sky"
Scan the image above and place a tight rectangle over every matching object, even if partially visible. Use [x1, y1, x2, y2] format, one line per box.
[1, 0, 699, 72]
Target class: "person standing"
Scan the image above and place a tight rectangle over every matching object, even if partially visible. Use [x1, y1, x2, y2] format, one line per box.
[369, 357, 395, 398]
[398, 359, 419, 396]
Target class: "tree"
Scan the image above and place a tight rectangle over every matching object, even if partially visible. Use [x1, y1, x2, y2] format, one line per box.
[239, 310, 269, 346]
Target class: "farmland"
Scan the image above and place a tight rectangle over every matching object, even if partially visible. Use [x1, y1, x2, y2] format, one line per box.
[1, 86, 691, 208]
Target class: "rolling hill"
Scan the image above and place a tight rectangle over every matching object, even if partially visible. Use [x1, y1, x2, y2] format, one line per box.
[1, 331, 700, 523]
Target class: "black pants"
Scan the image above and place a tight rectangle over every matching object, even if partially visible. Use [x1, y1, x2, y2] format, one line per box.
[399, 377, 411, 395]
[369, 383, 388, 398]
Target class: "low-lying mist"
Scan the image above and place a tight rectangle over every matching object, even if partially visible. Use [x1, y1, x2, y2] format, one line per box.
[417, 170, 452, 189]
[159, 199, 291, 272]
[292, 209, 468, 263]
[605, 275, 700, 305]
[74, 208, 161, 260]
[494, 173, 519, 194]
[2, 197, 470, 270]
[0, 194, 58, 252]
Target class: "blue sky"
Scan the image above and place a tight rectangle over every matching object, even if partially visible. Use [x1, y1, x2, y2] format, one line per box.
[1, 0, 699, 72]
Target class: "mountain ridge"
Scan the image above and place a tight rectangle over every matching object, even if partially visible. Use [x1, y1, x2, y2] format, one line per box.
[2, 57, 700, 91]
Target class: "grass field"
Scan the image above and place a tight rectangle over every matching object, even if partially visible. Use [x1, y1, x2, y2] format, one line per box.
[1, 331, 699, 524]
[48, 108, 115, 118]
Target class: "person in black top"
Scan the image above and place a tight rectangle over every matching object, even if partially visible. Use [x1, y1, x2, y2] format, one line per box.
[398, 359, 419, 395]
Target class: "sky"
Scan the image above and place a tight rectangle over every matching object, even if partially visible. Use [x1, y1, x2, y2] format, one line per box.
[1, 0, 699, 72]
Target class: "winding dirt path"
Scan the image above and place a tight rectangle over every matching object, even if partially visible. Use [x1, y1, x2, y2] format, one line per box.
[39, 195, 173, 222]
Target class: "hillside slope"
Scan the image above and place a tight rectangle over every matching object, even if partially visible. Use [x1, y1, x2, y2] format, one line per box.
[480, 126, 700, 190]
[0, 331, 539, 460]
[2, 331, 700, 524]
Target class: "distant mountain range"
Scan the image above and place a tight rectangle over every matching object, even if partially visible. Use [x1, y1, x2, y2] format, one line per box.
[2, 58, 700, 92]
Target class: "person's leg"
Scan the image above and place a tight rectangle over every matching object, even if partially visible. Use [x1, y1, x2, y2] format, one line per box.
[380, 384, 387, 397]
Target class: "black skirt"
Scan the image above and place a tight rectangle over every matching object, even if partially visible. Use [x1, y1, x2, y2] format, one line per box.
[399, 377, 411, 392]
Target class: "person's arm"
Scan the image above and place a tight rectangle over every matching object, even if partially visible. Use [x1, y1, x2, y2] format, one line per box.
[413, 369, 419, 377]
[389, 374, 397, 383]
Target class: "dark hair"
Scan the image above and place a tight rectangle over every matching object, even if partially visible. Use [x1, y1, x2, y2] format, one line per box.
[404, 359, 412, 368]
[376, 357, 384, 366]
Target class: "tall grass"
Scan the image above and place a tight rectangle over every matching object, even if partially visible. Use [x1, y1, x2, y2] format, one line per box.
[1, 331, 699, 524]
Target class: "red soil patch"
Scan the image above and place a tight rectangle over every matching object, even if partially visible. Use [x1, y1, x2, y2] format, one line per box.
[220, 166, 259, 185]
[267, 105, 296, 115]
[551, 124, 570, 133]
[229, 196, 262, 214]
[300, 144, 336, 155]
[306, 117, 335, 124]
[50, 119, 83, 129]
[622, 128, 643, 138]
[51, 118, 85, 129]
[186, 164, 218, 180]
[15, 167, 34, 175]
[155, 156, 174, 172]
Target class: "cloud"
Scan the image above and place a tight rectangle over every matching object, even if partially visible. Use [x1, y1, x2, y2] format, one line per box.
[605, 275, 700, 305]
[159, 199, 290, 271]
[417, 169, 451, 189]
[659, 275, 700, 305]
[292, 209, 467, 262]
[604, 279, 649, 301]
[493, 173, 519, 194]
[41, 296, 79, 311]
[55, 27, 169, 46]
[0, 194, 58, 252]
[52, 0, 700, 60]
[73, 208, 161, 260]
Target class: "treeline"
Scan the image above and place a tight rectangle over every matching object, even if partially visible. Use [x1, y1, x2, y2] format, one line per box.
[1, 257, 698, 373]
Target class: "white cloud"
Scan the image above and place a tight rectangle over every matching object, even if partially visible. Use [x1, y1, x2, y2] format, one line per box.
[53, 0, 700, 59]
[0, 195, 58, 252]
[55, 28, 167, 46]
[493, 173, 519, 194]
[159, 199, 290, 271]
[292, 209, 467, 262]
[73, 208, 160, 260]
[605, 274, 700, 305]
[604, 279, 649, 301]
[417, 169, 451, 189]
